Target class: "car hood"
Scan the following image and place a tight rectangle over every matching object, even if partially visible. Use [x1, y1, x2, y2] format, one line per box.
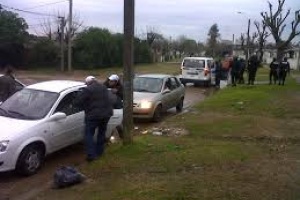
[133, 92, 158, 102]
[0, 116, 38, 140]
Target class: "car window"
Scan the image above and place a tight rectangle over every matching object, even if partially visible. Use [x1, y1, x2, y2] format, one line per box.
[183, 59, 205, 68]
[133, 77, 163, 93]
[207, 60, 214, 69]
[174, 77, 182, 87]
[54, 91, 82, 116]
[164, 78, 177, 91]
[0, 89, 59, 120]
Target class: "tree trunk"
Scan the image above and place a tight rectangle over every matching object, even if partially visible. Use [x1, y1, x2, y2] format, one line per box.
[259, 46, 264, 63]
[276, 47, 285, 61]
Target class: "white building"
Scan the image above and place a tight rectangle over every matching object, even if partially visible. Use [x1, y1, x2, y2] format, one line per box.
[233, 47, 300, 70]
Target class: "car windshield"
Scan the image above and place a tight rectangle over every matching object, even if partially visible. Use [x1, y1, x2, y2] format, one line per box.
[0, 89, 59, 120]
[133, 77, 163, 93]
[183, 59, 205, 68]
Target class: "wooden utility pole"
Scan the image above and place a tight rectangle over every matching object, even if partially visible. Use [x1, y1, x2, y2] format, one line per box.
[246, 19, 251, 69]
[123, 0, 135, 144]
[59, 16, 65, 72]
[68, 0, 73, 72]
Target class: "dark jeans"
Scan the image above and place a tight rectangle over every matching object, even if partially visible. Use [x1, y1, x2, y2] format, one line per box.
[231, 71, 238, 86]
[248, 69, 257, 85]
[269, 69, 278, 84]
[85, 117, 110, 159]
[238, 69, 245, 84]
[278, 71, 287, 85]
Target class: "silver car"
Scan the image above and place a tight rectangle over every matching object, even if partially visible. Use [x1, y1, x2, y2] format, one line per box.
[0, 80, 123, 175]
[133, 74, 185, 122]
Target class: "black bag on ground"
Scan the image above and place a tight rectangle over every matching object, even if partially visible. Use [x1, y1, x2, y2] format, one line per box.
[53, 166, 85, 189]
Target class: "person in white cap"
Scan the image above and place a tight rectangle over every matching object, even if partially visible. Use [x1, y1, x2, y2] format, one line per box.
[104, 74, 123, 108]
[74, 76, 113, 162]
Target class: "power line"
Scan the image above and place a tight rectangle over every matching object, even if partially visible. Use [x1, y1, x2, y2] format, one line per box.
[1, 4, 59, 18]
[23, 0, 68, 10]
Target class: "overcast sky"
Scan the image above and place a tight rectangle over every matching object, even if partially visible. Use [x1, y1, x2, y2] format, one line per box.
[1, 0, 300, 42]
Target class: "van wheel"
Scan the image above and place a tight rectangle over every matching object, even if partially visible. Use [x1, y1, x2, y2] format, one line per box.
[152, 105, 162, 122]
[16, 144, 45, 176]
[176, 98, 184, 112]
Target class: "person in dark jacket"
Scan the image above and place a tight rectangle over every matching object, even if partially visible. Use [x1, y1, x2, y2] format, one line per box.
[231, 57, 240, 86]
[215, 59, 222, 88]
[269, 58, 279, 85]
[238, 58, 246, 84]
[248, 54, 259, 85]
[278, 57, 290, 86]
[103, 74, 123, 108]
[74, 76, 113, 162]
[0, 65, 16, 102]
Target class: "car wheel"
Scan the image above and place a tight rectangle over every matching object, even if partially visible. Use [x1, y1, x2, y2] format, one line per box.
[16, 144, 45, 176]
[152, 105, 162, 122]
[176, 98, 184, 112]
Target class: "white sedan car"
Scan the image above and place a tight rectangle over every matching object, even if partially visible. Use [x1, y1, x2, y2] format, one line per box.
[0, 80, 123, 175]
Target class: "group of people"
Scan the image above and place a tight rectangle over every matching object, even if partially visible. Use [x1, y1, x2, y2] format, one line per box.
[269, 57, 290, 86]
[74, 74, 123, 162]
[214, 54, 291, 88]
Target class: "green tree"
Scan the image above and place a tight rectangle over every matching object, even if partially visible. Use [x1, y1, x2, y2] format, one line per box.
[0, 9, 28, 67]
[28, 38, 60, 68]
[206, 23, 220, 57]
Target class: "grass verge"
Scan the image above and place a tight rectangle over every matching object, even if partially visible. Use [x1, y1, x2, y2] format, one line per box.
[33, 70, 300, 200]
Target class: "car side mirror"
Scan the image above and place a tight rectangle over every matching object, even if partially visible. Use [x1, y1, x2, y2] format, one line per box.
[49, 112, 67, 121]
[162, 88, 171, 94]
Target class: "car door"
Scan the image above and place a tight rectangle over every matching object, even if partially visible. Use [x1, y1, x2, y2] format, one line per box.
[209, 60, 216, 85]
[48, 91, 84, 151]
[169, 77, 183, 106]
[163, 77, 179, 109]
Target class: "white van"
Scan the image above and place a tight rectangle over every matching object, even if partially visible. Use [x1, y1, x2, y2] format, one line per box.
[180, 57, 216, 87]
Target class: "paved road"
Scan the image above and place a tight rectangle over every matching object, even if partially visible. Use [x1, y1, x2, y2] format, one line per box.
[0, 77, 214, 200]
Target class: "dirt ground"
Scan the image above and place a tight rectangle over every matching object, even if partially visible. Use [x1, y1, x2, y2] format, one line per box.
[0, 73, 213, 200]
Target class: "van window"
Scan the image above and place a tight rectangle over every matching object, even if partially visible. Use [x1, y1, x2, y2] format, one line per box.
[183, 59, 205, 68]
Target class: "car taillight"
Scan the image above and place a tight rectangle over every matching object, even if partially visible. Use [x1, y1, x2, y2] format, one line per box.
[204, 69, 210, 76]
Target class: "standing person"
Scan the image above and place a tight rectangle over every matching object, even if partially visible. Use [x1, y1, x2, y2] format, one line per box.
[104, 74, 123, 109]
[74, 76, 113, 162]
[0, 65, 16, 102]
[269, 58, 279, 85]
[214, 59, 222, 88]
[278, 57, 290, 86]
[238, 58, 246, 84]
[248, 54, 259, 85]
[231, 57, 240, 87]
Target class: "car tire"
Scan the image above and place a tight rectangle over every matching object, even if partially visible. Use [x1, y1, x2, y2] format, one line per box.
[176, 98, 184, 113]
[152, 105, 162, 122]
[16, 144, 45, 176]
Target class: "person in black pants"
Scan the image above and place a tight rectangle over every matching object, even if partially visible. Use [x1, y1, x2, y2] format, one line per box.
[269, 58, 279, 85]
[238, 58, 246, 84]
[75, 76, 113, 162]
[214, 59, 222, 88]
[248, 54, 259, 85]
[231, 57, 240, 86]
[278, 57, 290, 86]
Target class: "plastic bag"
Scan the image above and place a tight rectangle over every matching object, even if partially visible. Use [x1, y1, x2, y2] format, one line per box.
[53, 166, 85, 189]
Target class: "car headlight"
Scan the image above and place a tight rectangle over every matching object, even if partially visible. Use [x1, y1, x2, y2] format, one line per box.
[0, 140, 9, 152]
[140, 101, 152, 109]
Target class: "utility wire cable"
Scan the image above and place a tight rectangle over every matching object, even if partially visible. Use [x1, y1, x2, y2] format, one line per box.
[23, 0, 68, 10]
[1, 4, 59, 18]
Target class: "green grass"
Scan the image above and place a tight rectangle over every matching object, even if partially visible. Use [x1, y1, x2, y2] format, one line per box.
[18, 63, 181, 80]
[33, 70, 300, 200]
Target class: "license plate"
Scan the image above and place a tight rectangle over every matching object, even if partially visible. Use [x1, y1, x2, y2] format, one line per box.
[187, 72, 198, 75]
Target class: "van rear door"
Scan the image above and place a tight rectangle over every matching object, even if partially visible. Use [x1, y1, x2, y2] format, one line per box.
[182, 59, 205, 80]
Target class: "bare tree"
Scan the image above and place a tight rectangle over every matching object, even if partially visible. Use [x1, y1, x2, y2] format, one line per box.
[254, 21, 270, 63]
[40, 11, 83, 42]
[261, 0, 300, 60]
